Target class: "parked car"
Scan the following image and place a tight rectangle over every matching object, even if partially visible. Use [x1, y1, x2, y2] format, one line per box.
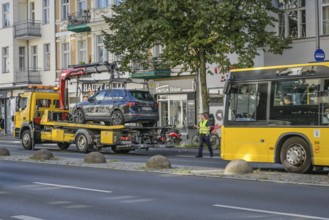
[72, 88, 159, 126]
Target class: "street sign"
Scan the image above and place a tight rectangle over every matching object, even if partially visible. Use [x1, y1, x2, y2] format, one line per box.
[314, 48, 325, 62]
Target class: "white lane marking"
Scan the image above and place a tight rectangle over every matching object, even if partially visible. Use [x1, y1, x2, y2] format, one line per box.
[177, 155, 215, 158]
[33, 182, 112, 194]
[48, 201, 71, 205]
[12, 216, 44, 220]
[213, 204, 329, 220]
[106, 195, 136, 200]
[0, 140, 21, 144]
[120, 198, 154, 204]
[65, 204, 89, 209]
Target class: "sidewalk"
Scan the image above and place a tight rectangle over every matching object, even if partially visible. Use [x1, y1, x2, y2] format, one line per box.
[1, 134, 328, 187]
[1, 153, 329, 187]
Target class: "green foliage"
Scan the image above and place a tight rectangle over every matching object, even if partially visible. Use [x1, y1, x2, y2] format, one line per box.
[103, 0, 291, 112]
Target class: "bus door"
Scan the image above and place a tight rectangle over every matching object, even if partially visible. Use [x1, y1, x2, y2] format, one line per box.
[225, 82, 271, 162]
[317, 86, 329, 164]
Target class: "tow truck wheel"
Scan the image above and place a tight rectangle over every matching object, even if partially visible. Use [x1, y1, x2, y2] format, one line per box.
[75, 109, 86, 124]
[110, 110, 124, 125]
[75, 133, 92, 153]
[22, 130, 34, 150]
[57, 143, 70, 150]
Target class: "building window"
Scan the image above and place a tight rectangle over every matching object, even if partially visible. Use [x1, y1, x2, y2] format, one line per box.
[43, 0, 50, 24]
[113, 0, 122, 5]
[31, 46, 38, 71]
[19, 47, 26, 71]
[77, 0, 86, 16]
[96, 35, 107, 62]
[278, 0, 306, 39]
[44, 44, 50, 71]
[2, 47, 9, 73]
[153, 45, 163, 58]
[78, 40, 87, 64]
[323, 0, 329, 35]
[2, 3, 10, 28]
[98, 0, 110, 8]
[62, 43, 70, 69]
[62, 0, 70, 20]
[30, 2, 35, 23]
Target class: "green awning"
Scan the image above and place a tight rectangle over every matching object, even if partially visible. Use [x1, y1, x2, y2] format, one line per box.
[67, 24, 91, 33]
[131, 70, 171, 79]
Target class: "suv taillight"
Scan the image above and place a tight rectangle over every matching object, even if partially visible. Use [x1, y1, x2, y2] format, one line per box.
[126, 102, 139, 107]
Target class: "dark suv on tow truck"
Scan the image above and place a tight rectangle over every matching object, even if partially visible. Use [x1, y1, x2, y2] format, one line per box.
[73, 88, 159, 126]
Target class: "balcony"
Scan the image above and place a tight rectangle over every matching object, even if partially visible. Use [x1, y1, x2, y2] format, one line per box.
[131, 59, 171, 79]
[67, 11, 91, 33]
[15, 20, 41, 40]
[15, 68, 42, 85]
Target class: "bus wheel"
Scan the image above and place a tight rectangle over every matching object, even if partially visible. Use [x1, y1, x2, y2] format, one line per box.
[57, 143, 70, 150]
[75, 133, 92, 153]
[280, 137, 313, 173]
[22, 130, 34, 150]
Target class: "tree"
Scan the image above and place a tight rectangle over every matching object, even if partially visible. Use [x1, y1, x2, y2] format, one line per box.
[103, 0, 291, 113]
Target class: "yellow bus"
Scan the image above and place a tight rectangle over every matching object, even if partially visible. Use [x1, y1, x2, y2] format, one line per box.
[221, 62, 329, 173]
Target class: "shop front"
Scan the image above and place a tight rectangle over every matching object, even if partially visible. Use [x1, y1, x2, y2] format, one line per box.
[149, 77, 196, 136]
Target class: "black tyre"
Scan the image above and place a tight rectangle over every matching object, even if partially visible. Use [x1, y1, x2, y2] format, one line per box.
[57, 143, 70, 150]
[210, 134, 220, 149]
[142, 121, 156, 127]
[111, 146, 130, 154]
[191, 134, 199, 147]
[280, 137, 313, 173]
[75, 133, 92, 153]
[22, 130, 34, 150]
[74, 109, 86, 124]
[168, 137, 177, 145]
[110, 110, 124, 125]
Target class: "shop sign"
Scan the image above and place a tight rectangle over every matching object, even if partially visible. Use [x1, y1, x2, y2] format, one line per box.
[156, 85, 181, 93]
[81, 83, 109, 92]
[154, 79, 195, 94]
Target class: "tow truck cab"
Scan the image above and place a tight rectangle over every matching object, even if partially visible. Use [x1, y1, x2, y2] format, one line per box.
[14, 86, 66, 140]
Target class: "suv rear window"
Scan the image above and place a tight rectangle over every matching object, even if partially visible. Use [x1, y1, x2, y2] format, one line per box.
[130, 91, 154, 101]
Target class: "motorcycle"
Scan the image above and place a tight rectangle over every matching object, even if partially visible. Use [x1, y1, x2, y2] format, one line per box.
[157, 125, 182, 145]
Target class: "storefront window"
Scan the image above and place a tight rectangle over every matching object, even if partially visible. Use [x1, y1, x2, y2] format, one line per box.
[158, 94, 188, 134]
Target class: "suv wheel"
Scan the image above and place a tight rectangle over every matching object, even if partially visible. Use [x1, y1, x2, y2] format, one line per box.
[110, 110, 124, 125]
[75, 109, 86, 124]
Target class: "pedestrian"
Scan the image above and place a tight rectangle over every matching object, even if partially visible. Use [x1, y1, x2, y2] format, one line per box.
[194, 113, 213, 158]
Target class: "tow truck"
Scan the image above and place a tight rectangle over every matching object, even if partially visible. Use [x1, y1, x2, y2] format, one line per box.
[13, 62, 169, 153]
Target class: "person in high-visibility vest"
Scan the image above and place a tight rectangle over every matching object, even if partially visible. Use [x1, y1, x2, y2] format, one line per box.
[194, 113, 213, 158]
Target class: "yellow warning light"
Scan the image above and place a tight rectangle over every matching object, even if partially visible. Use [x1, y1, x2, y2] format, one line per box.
[28, 85, 59, 91]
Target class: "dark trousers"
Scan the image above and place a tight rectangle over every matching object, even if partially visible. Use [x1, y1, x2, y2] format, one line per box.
[197, 134, 213, 156]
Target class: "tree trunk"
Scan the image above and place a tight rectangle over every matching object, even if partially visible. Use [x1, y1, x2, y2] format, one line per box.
[199, 49, 209, 113]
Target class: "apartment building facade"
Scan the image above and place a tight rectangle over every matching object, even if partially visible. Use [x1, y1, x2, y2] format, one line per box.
[55, 0, 124, 107]
[0, 0, 56, 133]
[265, 0, 329, 65]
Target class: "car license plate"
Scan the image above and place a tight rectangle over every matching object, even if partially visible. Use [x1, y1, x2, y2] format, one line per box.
[142, 107, 152, 111]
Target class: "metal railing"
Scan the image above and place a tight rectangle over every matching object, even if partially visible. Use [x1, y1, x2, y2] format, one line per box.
[132, 58, 171, 73]
[15, 68, 41, 84]
[68, 11, 91, 25]
[14, 20, 41, 38]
